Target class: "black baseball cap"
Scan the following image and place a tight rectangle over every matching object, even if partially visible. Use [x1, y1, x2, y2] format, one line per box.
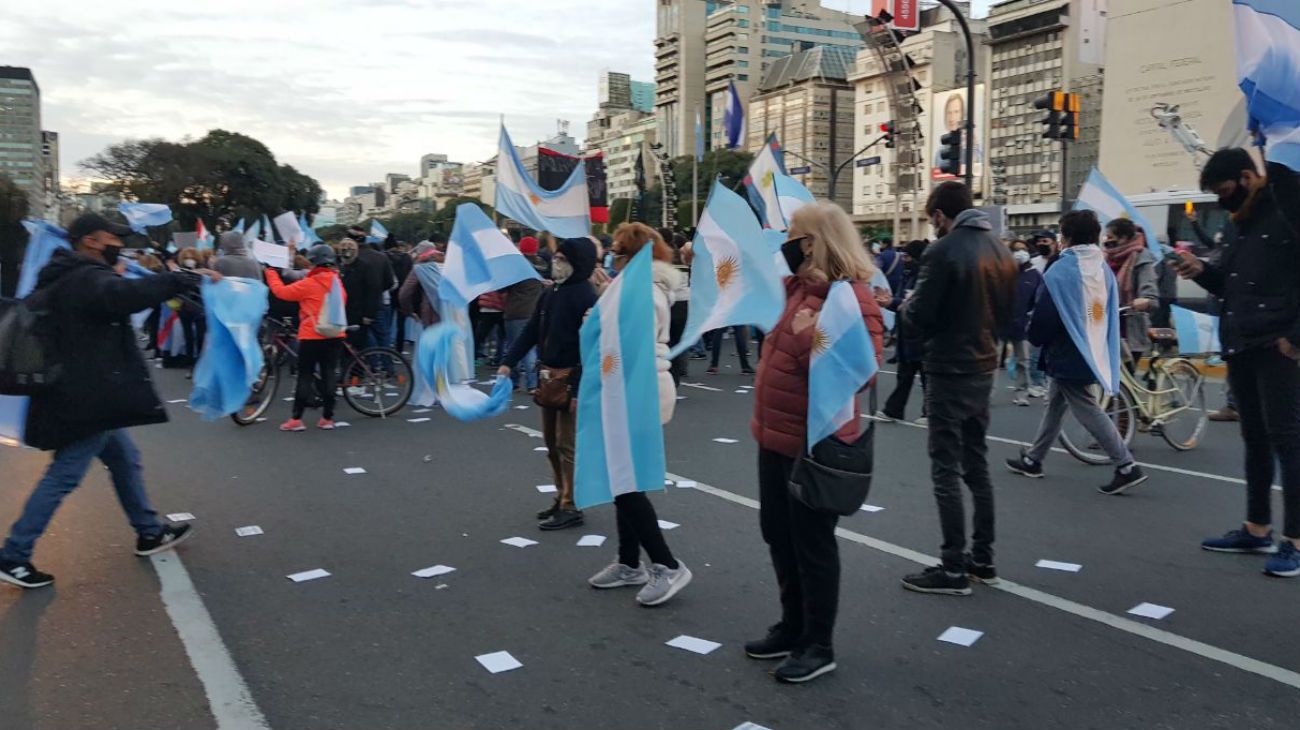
[67, 213, 132, 242]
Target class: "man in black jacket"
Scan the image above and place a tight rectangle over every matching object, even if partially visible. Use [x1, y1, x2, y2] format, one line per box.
[1173, 148, 1300, 578]
[900, 181, 1018, 595]
[338, 236, 396, 352]
[0, 214, 203, 589]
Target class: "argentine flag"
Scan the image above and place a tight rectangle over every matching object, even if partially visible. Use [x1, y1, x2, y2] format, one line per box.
[189, 277, 269, 421]
[1234, 0, 1300, 171]
[368, 219, 389, 244]
[299, 214, 323, 244]
[441, 203, 543, 308]
[574, 245, 666, 510]
[807, 281, 878, 449]
[745, 133, 787, 230]
[158, 308, 188, 357]
[494, 125, 590, 238]
[415, 323, 513, 421]
[242, 218, 262, 245]
[261, 215, 275, 243]
[1171, 304, 1222, 355]
[667, 179, 785, 358]
[118, 202, 172, 233]
[773, 173, 815, 231]
[1074, 168, 1161, 257]
[1042, 245, 1122, 394]
[231, 218, 246, 235]
[868, 268, 897, 331]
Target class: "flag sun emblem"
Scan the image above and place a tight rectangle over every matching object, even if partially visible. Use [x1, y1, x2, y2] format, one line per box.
[715, 257, 739, 289]
[1089, 300, 1105, 322]
[812, 326, 830, 356]
[601, 352, 620, 377]
[528, 192, 542, 206]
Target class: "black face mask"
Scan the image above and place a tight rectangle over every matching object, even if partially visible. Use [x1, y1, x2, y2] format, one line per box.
[1037, 244, 1053, 258]
[1220, 180, 1250, 213]
[781, 239, 807, 273]
[101, 245, 121, 267]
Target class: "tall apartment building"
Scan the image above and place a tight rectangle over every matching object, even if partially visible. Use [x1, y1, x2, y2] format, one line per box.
[654, 0, 862, 159]
[748, 46, 857, 209]
[0, 67, 47, 218]
[600, 71, 655, 113]
[848, 2, 988, 238]
[986, 0, 1106, 232]
[587, 109, 658, 201]
[420, 153, 450, 178]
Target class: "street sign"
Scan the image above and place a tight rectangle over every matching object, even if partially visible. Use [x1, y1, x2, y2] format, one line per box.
[788, 165, 812, 175]
[856, 156, 882, 168]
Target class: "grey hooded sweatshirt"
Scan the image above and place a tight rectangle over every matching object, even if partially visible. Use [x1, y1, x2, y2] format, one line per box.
[214, 231, 264, 279]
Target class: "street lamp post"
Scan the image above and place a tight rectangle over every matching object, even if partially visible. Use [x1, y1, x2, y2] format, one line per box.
[784, 134, 888, 207]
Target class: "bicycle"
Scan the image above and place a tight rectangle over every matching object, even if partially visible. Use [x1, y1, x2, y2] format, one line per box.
[232, 317, 415, 425]
[1059, 317, 1208, 464]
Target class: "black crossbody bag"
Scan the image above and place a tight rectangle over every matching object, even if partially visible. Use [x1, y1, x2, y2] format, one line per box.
[788, 386, 876, 516]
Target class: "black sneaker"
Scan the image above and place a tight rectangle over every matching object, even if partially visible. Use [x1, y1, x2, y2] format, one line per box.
[1098, 464, 1148, 495]
[774, 644, 836, 684]
[135, 523, 194, 556]
[745, 623, 800, 660]
[964, 555, 999, 585]
[741, 367, 756, 376]
[536, 501, 560, 520]
[0, 559, 54, 589]
[538, 508, 584, 531]
[1005, 452, 1043, 478]
[901, 565, 972, 596]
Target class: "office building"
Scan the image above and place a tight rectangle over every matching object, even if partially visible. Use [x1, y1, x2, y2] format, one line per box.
[420, 153, 451, 178]
[600, 71, 656, 114]
[0, 67, 47, 218]
[586, 108, 659, 201]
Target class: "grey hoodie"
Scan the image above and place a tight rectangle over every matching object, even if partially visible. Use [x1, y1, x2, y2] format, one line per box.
[214, 231, 264, 279]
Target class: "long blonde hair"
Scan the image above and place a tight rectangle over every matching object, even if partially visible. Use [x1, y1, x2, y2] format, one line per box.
[789, 202, 875, 283]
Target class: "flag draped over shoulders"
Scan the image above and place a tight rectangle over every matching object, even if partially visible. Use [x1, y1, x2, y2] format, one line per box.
[1042, 246, 1121, 394]
[807, 281, 879, 450]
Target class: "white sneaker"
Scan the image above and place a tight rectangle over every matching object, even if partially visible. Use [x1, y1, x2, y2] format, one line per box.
[1013, 396, 1030, 407]
[636, 561, 693, 606]
[588, 561, 648, 589]
[1027, 386, 1047, 398]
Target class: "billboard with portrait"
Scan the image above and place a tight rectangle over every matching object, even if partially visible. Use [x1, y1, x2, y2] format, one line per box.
[930, 84, 985, 182]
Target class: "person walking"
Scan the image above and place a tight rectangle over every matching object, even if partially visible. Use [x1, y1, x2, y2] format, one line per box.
[878, 239, 930, 422]
[1173, 148, 1300, 577]
[1004, 210, 1150, 494]
[747, 202, 885, 683]
[266, 244, 347, 432]
[502, 236, 548, 392]
[0, 213, 204, 589]
[497, 237, 599, 531]
[585, 223, 693, 606]
[899, 181, 1018, 596]
[1002, 240, 1044, 406]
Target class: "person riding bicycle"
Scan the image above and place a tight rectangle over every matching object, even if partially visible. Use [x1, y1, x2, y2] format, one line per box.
[265, 244, 347, 432]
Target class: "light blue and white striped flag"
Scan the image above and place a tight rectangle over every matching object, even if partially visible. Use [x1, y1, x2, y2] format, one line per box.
[667, 179, 784, 358]
[242, 218, 262, 245]
[189, 277, 269, 421]
[16, 219, 69, 298]
[1171, 304, 1222, 355]
[117, 202, 172, 233]
[299, 214, 322, 244]
[440, 203, 542, 308]
[1234, 0, 1300, 171]
[1074, 167, 1161, 257]
[414, 322, 513, 421]
[1042, 245, 1122, 394]
[261, 215, 275, 243]
[574, 245, 665, 510]
[494, 125, 591, 238]
[231, 218, 246, 235]
[807, 281, 877, 450]
[368, 219, 389, 244]
[868, 268, 897, 331]
[773, 172, 815, 232]
[745, 133, 787, 230]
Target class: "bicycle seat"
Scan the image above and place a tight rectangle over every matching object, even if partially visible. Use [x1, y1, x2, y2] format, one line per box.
[1148, 328, 1178, 344]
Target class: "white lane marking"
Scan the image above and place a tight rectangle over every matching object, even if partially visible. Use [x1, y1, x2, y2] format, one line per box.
[682, 382, 724, 392]
[502, 423, 1300, 689]
[151, 552, 271, 730]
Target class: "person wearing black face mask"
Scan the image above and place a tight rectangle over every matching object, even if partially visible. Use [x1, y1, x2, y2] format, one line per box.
[1172, 147, 1300, 578]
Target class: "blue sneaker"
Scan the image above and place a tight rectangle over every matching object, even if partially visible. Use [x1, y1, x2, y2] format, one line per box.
[1264, 542, 1300, 578]
[1201, 528, 1278, 554]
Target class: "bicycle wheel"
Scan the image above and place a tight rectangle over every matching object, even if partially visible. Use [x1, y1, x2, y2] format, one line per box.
[1153, 359, 1207, 451]
[342, 347, 414, 417]
[1058, 384, 1138, 465]
[231, 344, 280, 426]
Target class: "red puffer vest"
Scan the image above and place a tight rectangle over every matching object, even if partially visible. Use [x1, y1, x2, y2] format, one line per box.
[751, 277, 885, 458]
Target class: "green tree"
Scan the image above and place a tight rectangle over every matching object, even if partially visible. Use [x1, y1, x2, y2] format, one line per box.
[382, 211, 440, 243]
[0, 173, 30, 297]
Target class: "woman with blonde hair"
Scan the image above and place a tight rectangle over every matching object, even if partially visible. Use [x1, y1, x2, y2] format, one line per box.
[582, 222, 693, 606]
[747, 201, 884, 683]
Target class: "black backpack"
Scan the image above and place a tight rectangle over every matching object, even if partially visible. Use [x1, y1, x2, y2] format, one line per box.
[0, 288, 60, 396]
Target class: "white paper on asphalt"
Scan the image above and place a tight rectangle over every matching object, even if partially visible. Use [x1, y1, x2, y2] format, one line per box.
[666, 635, 721, 655]
[577, 535, 607, 547]
[657, 520, 680, 530]
[1036, 560, 1083, 572]
[412, 565, 457, 578]
[536, 484, 557, 493]
[937, 627, 984, 647]
[713, 438, 739, 444]
[501, 537, 538, 548]
[286, 569, 331, 583]
[1128, 603, 1175, 620]
[343, 467, 367, 475]
[859, 504, 884, 513]
[475, 651, 523, 674]
[234, 526, 263, 537]
[407, 417, 431, 423]
[167, 512, 196, 522]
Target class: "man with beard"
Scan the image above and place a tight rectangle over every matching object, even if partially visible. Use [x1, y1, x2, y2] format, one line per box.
[1173, 148, 1300, 578]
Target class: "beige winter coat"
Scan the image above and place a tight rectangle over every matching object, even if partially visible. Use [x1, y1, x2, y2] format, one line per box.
[652, 260, 681, 425]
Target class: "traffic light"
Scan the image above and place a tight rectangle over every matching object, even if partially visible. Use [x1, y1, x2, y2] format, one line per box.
[938, 129, 962, 177]
[880, 121, 896, 148]
[1034, 91, 1081, 140]
[1061, 92, 1080, 140]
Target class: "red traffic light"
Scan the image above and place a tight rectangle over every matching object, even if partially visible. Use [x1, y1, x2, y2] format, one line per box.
[880, 122, 895, 134]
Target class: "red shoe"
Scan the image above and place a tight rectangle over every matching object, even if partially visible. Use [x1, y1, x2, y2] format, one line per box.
[279, 418, 306, 432]
[317, 418, 336, 430]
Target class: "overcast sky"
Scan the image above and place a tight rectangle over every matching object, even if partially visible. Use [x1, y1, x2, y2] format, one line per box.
[3, 0, 991, 200]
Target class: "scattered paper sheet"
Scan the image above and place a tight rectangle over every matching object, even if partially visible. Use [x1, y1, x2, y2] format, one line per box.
[713, 438, 739, 444]
[476, 651, 522, 674]
[533, 447, 548, 452]
[733, 724, 772, 730]
[412, 565, 457, 578]
[234, 526, 263, 537]
[514, 405, 529, 410]
[1127, 602, 1175, 620]
[734, 389, 748, 394]
[413, 408, 433, 414]
[666, 635, 721, 655]
[287, 569, 331, 583]
[657, 520, 680, 530]
[282, 397, 294, 402]
[577, 535, 606, 547]
[343, 467, 367, 475]
[501, 537, 538, 548]
[255, 417, 267, 423]
[536, 484, 557, 493]
[676, 396, 687, 400]
[166, 399, 186, 404]
[937, 627, 983, 647]
[1035, 559, 1082, 572]
[674, 480, 698, 488]
[166, 512, 196, 522]
[859, 504, 885, 513]
[664, 479, 675, 486]
[334, 421, 350, 428]
[407, 417, 431, 423]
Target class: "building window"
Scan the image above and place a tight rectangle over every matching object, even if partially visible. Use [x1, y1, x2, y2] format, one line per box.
[737, 74, 749, 81]
[737, 46, 749, 53]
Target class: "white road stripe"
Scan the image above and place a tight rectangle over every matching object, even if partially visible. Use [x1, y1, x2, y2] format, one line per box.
[682, 382, 724, 392]
[503, 422, 1300, 690]
[152, 552, 271, 730]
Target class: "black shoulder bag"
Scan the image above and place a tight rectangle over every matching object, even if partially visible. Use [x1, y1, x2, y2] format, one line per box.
[788, 386, 876, 516]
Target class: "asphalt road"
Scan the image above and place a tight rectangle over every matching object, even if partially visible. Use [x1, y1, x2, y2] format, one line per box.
[1, 346, 1297, 730]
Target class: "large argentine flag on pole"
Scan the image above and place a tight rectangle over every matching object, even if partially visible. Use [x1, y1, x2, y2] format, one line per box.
[494, 126, 591, 238]
[440, 203, 542, 308]
[1234, 0, 1300, 171]
[574, 245, 666, 510]
[667, 179, 785, 358]
[1042, 245, 1122, 394]
[724, 79, 746, 150]
[1074, 167, 1161, 257]
[808, 281, 878, 449]
[745, 133, 787, 230]
[1171, 304, 1222, 355]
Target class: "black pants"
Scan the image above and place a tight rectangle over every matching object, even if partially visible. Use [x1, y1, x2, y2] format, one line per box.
[710, 326, 752, 369]
[475, 312, 506, 363]
[925, 372, 995, 570]
[758, 449, 840, 649]
[1228, 347, 1300, 538]
[295, 339, 342, 419]
[615, 492, 677, 569]
[883, 359, 926, 419]
[668, 300, 689, 385]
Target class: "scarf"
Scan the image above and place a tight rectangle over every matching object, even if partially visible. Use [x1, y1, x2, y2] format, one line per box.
[1104, 238, 1145, 305]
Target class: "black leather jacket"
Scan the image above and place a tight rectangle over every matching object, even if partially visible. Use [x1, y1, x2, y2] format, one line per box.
[902, 209, 1019, 375]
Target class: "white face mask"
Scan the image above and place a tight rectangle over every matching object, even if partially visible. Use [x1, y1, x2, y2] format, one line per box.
[552, 259, 574, 284]
[1013, 250, 1031, 265]
[182, 259, 197, 269]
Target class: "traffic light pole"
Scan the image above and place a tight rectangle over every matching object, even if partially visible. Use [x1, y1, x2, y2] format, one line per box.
[784, 134, 886, 206]
[1060, 138, 1070, 214]
[933, 0, 977, 190]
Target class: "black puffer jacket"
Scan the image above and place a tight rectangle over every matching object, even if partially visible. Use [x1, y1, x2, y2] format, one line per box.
[902, 209, 1019, 375]
[501, 238, 598, 390]
[341, 247, 396, 323]
[24, 249, 192, 450]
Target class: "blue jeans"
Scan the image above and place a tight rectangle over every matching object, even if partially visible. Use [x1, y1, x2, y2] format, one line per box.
[1, 429, 162, 563]
[504, 318, 538, 390]
[370, 302, 393, 349]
